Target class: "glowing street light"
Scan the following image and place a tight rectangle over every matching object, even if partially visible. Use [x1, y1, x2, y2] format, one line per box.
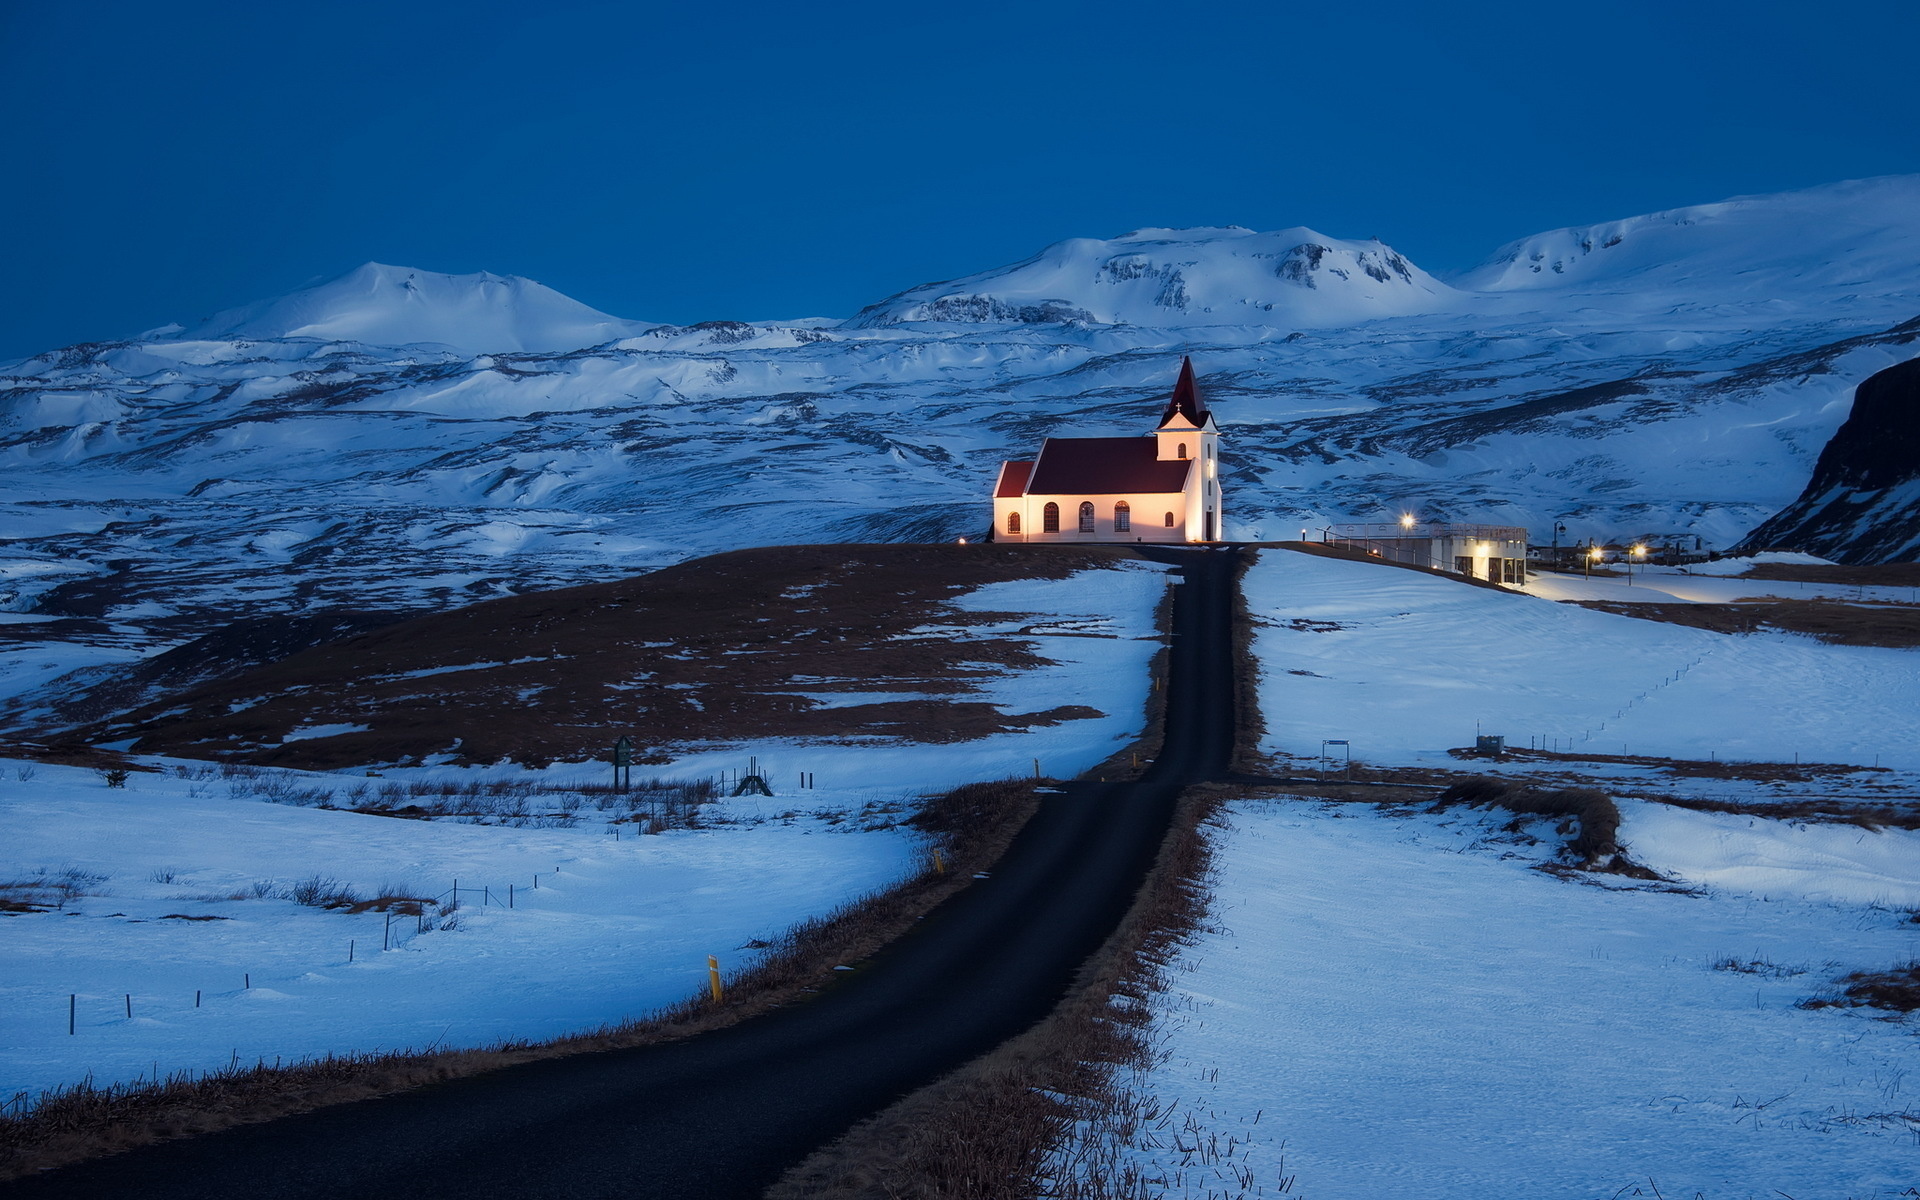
[1399, 512, 1416, 530]
[1586, 544, 1603, 578]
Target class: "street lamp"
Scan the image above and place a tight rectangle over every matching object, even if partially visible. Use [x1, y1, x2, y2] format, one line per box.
[1586, 543, 1603, 578]
[1553, 522, 1567, 570]
[1400, 512, 1415, 531]
[1629, 543, 1646, 585]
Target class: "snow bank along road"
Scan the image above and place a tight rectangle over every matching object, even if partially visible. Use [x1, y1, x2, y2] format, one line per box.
[9, 546, 1240, 1200]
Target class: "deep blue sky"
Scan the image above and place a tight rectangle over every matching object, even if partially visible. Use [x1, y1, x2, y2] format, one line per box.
[3, 0, 1916, 359]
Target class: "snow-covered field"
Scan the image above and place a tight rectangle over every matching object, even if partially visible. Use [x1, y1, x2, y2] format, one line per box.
[1249, 549, 1920, 769]
[0, 565, 1167, 1102]
[1118, 801, 1920, 1199]
[1, 764, 912, 1102]
[1105, 546, 1920, 1197]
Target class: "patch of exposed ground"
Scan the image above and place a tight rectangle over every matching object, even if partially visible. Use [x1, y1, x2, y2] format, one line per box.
[59, 544, 1150, 769]
[1740, 562, 1920, 588]
[1803, 962, 1920, 1013]
[1570, 598, 1920, 646]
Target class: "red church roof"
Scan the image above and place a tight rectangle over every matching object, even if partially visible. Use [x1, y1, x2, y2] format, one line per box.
[1157, 356, 1209, 428]
[1024, 437, 1191, 496]
[994, 460, 1034, 498]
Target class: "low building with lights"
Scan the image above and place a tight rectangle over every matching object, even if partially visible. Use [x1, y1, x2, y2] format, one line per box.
[1322, 521, 1529, 585]
[992, 358, 1224, 544]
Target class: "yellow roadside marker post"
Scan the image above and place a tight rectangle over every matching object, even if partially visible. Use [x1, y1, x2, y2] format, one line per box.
[708, 955, 724, 1004]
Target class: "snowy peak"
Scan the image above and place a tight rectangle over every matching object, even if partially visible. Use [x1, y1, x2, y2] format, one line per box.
[1460, 175, 1920, 301]
[180, 263, 656, 354]
[849, 226, 1459, 329]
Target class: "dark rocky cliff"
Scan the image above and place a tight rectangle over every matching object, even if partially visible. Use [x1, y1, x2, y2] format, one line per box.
[1737, 356, 1920, 563]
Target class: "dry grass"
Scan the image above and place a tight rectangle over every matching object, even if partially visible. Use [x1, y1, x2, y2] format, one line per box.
[1647, 792, 1920, 831]
[1739, 562, 1920, 588]
[0, 776, 1047, 1182]
[1801, 961, 1920, 1013]
[1229, 549, 1267, 776]
[56, 544, 1147, 770]
[1570, 598, 1920, 647]
[0, 867, 109, 915]
[1432, 776, 1639, 870]
[1495, 743, 1895, 784]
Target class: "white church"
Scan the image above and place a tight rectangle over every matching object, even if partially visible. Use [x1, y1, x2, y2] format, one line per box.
[992, 357, 1224, 543]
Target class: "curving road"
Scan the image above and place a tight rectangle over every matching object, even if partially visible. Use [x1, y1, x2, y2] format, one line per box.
[8, 546, 1240, 1200]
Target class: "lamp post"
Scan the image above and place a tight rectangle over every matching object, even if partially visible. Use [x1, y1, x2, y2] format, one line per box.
[1553, 522, 1567, 571]
[1629, 543, 1646, 585]
[1586, 543, 1602, 578]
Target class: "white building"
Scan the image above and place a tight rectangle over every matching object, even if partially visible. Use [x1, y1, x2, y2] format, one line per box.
[1323, 521, 1529, 585]
[993, 358, 1224, 544]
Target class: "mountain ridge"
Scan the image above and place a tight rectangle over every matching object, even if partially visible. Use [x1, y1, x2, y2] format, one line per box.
[2, 175, 1919, 713]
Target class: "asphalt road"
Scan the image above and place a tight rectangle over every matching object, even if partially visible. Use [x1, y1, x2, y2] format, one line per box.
[7, 545, 1240, 1200]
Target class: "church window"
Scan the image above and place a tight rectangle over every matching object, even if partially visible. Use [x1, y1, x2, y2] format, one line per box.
[1006, 511, 1021, 534]
[1164, 511, 1175, 527]
[1114, 501, 1130, 532]
[1078, 501, 1096, 533]
[1042, 503, 1060, 533]
[1177, 443, 1188, 459]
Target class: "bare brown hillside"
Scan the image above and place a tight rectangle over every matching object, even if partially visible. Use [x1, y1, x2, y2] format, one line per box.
[71, 544, 1153, 769]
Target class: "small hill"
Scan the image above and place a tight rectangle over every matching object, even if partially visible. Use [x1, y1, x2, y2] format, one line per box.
[69, 544, 1143, 769]
[180, 263, 656, 353]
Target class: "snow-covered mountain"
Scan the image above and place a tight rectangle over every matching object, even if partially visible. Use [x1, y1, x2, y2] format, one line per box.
[1461, 175, 1920, 308]
[851, 227, 1458, 328]
[180, 263, 658, 353]
[3, 176, 1920, 716]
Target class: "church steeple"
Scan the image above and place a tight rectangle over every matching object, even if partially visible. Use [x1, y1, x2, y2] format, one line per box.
[1156, 356, 1211, 430]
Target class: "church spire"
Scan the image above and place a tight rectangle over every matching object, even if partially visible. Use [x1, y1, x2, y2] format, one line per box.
[1157, 356, 1208, 428]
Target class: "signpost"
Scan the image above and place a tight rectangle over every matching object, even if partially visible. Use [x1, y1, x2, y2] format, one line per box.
[611, 735, 633, 794]
[1320, 738, 1351, 779]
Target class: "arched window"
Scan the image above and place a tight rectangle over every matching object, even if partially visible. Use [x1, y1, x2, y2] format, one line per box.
[1113, 501, 1130, 533]
[1078, 501, 1096, 533]
[1042, 502, 1060, 533]
[1006, 511, 1021, 534]
[1164, 511, 1176, 528]
[1177, 443, 1189, 459]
